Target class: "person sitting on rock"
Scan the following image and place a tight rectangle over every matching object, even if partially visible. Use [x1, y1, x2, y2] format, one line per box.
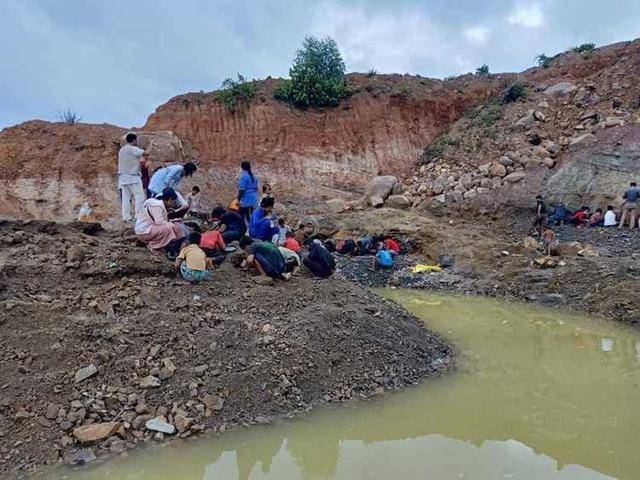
[211, 206, 246, 243]
[249, 197, 279, 242]
[619, 181, 640, 228]
[239, 236, 285, 285]
[589, 208, 604, 227]
[303, 239, 336, 278]
[175, 231, 213, 283]
[147, 162, 197, 198]
[135, 188, 185, 254]
[604, 205, 617, 227]
[283, 230, 301, 252]
[570, 206, 590, 227]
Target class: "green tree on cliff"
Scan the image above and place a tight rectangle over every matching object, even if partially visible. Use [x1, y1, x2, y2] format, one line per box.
[275, 36, 347, 107]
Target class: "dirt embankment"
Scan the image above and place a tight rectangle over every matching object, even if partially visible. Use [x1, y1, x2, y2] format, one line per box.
[0, 219, 452, 477]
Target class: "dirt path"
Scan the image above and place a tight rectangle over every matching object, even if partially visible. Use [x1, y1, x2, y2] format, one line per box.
[0, 220, 452, 477]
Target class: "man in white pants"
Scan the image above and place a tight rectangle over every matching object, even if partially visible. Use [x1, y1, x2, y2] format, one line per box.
[118, 133, 146, 222]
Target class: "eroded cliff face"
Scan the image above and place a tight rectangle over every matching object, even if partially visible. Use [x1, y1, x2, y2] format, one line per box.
[143, 74, 503, 200]
[0, 121, 188, 219]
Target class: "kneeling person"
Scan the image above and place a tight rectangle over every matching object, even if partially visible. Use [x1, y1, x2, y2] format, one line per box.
[303, 239, 336, 278]
[240, 237, 285, 282]
[175, 232, 213, 282]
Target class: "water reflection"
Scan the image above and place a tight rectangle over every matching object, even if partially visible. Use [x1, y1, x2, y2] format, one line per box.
[55, 293, 640, 480]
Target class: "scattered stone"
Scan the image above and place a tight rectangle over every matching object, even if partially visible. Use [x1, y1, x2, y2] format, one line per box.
[503, 172, 526, 183]
[326, 198, 348, 213]
[67, 448, 96, 466]
[368, 195, 385, 208]
[74, 364, 98, 383]
[174, 414, 193, 433]
[45, 403, 59, 420]
[385, 195, 411, 209]
[201, 394, 224, 411]
[533, 110, 546, 122]
[523, 236, 540, 250]
[145, 417, 176, 435]
[139, 375, 161, 389]
[489, 162, 507, 178]
[72, 422, 120, 444]
[532, 256, 559, 269]
[578, 247, 600, 257]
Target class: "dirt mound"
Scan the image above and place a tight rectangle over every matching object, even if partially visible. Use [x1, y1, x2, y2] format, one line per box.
[0, 121, 190, 220]
[0, 220, 452, 476]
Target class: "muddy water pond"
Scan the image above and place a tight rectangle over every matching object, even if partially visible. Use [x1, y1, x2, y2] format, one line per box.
[55, 292, 640, 480]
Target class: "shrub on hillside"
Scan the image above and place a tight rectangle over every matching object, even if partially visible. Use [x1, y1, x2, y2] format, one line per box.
[57, 108, 81, 124]
[217, 74, 256, 111]
[476, 64, 490, 76]
[367, 68, 377, 77]
[536, 53, 554, 68]
[274, 36, 347, 108]
[500, 82, 527, 103]
[572, 43, 596, 54]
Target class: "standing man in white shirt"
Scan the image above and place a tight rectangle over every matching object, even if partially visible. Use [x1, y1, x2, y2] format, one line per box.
[118, 133, 146, 222]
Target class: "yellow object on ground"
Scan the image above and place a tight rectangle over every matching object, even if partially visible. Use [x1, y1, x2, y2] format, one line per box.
[411, 264, 443, 273]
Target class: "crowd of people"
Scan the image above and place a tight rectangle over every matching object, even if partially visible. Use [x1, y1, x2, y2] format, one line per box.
[117, 133, 342, 284]
[535, 181, 640, 232]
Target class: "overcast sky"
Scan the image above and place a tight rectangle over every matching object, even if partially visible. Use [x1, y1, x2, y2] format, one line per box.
[1, 0, 639, 129]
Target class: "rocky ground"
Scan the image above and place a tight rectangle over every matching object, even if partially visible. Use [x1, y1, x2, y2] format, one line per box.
[0, 219, 453, 478]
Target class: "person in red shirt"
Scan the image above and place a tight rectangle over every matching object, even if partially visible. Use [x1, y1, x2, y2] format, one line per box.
[383, 238, 402, 254]
[571, 206, 590, 227]
[283, 231, 301, 252]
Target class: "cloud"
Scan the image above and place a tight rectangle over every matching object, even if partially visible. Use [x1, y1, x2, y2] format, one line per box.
[506, 3, 544, 28]
[464, 26, 490, 44]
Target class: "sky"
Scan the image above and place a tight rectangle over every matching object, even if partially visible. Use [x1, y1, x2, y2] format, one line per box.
[1, 0, 639, 129]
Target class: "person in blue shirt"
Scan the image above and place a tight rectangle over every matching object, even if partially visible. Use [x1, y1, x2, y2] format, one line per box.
[249, 197, 279, 241]
[238, 161, 259, 223]
[619, 181, 640, 228]
[375, 245, 395, 269]
[148, 162, 197, 198]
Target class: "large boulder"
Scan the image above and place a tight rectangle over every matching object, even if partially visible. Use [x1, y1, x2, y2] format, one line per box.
[545, 125, 640, 206]
[543, 82, 577, 97]
[365, 175, 398, 206]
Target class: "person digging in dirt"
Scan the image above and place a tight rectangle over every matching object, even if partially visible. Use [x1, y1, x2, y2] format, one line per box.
[375, 244, 395, 269]
[589, 208, 604, 227]
[147, 161, 197, 198]
[283, 230, 301, 252]
[211, 206, 247, 243]
[619, 181, 640, 228]
[249, 197, 279, 242]
[239, 236, 286, 285]
[117, 133, 146, 223]
[135, 187, 185, 254]
[548, 202, 569, 226]
[175, 231, 213, 282]
[278, 245, 301, 280]
[570, 206, 590, 228]
[303, 239, 336, 278]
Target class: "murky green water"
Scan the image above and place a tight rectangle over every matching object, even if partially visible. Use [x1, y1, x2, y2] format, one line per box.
[53, 292, 640, 480]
